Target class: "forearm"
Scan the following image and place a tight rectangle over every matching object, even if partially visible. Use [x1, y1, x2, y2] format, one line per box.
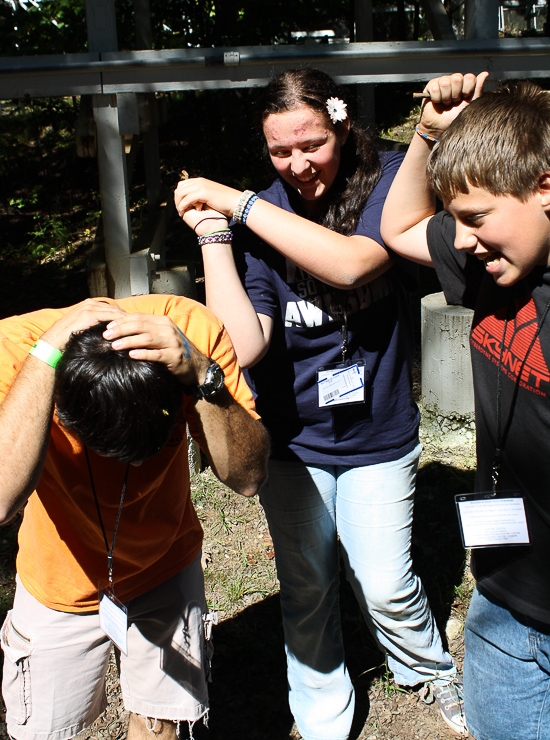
[175, 179, 392, 288]
[201, 243, 271, 367]
[194, 391, 270, 497]
[244, 199, 392, 289]
[0, 356, 55, 522]
[380, 133, 436, 266]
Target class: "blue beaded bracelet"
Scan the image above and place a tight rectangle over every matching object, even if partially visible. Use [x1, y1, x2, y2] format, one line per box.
[242, 195, 258, 225]
[415, 125, 438, 143]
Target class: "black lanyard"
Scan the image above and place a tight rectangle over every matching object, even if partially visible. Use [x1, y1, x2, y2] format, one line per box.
[492, 293, 550, 493]
[84, 447, 130, 591]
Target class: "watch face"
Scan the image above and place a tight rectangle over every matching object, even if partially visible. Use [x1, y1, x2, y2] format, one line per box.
[210, 364, 225, 390]
[200, 361, 225, 397]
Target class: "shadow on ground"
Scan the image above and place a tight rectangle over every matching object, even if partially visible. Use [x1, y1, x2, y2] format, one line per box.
[187, 459, 474, 740]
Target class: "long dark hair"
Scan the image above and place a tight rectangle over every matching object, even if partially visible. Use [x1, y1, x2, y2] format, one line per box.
[258, 68, 381, 235]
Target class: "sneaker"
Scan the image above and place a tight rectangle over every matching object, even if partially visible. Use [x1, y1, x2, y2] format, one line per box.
[421, 677, 467, 735]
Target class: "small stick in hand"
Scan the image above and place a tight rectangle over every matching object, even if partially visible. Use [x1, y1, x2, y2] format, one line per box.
[179, 169, 203, 211]
[413, 92, 431, 99]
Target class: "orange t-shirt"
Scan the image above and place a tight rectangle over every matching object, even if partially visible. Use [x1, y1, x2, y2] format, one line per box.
[0, 295, 258, 612]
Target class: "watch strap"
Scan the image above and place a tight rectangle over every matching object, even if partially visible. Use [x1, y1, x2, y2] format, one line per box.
[190, 359, 225, 399]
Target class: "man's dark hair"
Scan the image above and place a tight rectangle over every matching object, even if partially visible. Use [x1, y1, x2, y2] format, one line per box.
[54, 322, 183, 463]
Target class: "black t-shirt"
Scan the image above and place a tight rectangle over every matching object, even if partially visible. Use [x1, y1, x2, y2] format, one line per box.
[428, 211, 550, 624]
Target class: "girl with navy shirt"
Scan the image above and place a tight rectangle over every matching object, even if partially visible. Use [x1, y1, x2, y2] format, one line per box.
[174, 68, 462, 739]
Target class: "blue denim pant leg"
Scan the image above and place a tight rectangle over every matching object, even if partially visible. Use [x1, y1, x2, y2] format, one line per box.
[260, 459, 353, 740]
[464, 587, 550, 740]
[260, 446, 455, 740]
[336, 444, 455, 687]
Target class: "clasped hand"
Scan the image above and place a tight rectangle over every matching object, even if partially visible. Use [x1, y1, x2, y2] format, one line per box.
[174, 177, 239, 235]
[418, 71, 489, 140]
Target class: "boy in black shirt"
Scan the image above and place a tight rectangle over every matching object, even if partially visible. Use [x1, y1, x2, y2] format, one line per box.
[381, 73, 550, 740]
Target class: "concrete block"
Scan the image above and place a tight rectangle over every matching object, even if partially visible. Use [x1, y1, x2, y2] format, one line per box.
[421, 292, 474, 417]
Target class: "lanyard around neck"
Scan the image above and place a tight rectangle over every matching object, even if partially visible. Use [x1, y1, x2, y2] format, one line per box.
[84, 447, 130, 591]
[492, 293, 550, 492]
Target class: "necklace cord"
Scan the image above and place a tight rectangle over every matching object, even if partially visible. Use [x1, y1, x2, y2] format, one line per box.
[85, 447, 130, 589]
[493, 294, 550, 492]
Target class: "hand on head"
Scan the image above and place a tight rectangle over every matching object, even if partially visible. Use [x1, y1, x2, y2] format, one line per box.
[418, 71, 489, 140]
[41, 299, 127, 351]
[103, 313, 210, 387]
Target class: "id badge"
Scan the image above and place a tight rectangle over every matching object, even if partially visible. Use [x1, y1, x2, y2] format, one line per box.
[454, 491, 530, 549]
[99, 584, 128, 654]
[317, 360, 367, 408]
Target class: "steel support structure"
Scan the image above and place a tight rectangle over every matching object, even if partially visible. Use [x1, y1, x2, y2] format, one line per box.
[3, 38, 550, 99]
[2, 6, 548, 297]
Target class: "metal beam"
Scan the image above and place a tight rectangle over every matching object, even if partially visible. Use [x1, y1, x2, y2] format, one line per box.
[2, 39, 550, 99]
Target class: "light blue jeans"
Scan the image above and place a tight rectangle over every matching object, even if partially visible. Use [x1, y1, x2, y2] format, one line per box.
[259, 444, 455, 740]
[464, 587, 550, 740]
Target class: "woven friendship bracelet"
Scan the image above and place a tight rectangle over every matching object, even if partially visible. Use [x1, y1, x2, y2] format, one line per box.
[198, 232, 233, 246]
[29, 339, 63, 368]
[233, 190, 257, 224]
[415, 125, 438, 144]
[242, 195, 258, 226]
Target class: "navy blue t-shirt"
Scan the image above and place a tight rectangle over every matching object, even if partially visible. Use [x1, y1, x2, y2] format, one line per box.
[235, 152, 419, 465]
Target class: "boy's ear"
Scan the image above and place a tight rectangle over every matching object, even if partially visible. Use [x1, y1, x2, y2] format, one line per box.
[537, 173, 550, 210]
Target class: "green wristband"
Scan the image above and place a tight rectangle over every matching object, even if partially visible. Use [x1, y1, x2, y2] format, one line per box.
[29, 339, 63, 369]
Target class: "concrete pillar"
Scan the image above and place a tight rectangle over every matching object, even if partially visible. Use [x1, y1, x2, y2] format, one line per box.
[92, 94, 133, 297]
[421, 292, 474, 420]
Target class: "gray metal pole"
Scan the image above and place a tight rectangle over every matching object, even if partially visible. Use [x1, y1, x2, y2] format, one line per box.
[354, 0, 375, 129]
[93, 94, 133, 298]
[87, 0, 133, 297]
[465, 0, 499, 39]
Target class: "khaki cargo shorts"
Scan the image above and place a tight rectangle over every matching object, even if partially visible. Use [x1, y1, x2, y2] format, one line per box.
[1, 555, 214, 740]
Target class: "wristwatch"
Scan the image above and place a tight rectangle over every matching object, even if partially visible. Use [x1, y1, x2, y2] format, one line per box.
[190, 359, 225, 399]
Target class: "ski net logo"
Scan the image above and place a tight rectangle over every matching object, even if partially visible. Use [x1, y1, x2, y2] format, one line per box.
[471, 296, 550, 397]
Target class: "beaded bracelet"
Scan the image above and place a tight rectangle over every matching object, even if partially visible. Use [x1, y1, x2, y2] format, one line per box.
[198, 232, 233, 246]
[242, 195, 258, 225]
[415, 125, 438, 144]
[233, 190, 257, 224]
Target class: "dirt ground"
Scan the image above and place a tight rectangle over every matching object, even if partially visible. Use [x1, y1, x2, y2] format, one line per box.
[41, 422, 474, 740]
[0, 422, 474, 740]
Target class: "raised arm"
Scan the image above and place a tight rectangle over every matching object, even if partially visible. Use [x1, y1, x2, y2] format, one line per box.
[174, 207, 274, 368]
[174, 179, 392, 291]
[381, 72, 489, 265]
[104, 313, 270, 497]
[0, 300, 128, 523]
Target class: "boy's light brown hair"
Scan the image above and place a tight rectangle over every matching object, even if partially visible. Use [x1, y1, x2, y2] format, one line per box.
[427, 80, 550, 203]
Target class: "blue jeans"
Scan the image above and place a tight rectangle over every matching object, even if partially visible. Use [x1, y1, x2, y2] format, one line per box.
[259, 445, 455, 740]
[464, 587, 550, 740]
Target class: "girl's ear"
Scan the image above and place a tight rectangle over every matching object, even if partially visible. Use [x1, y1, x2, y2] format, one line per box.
[339, 117, 351, 146]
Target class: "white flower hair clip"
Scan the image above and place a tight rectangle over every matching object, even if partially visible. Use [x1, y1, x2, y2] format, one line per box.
[326, 97, 348, 124]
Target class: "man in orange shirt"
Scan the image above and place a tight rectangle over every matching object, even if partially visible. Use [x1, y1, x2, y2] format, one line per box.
[0, 295, 269, 740]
